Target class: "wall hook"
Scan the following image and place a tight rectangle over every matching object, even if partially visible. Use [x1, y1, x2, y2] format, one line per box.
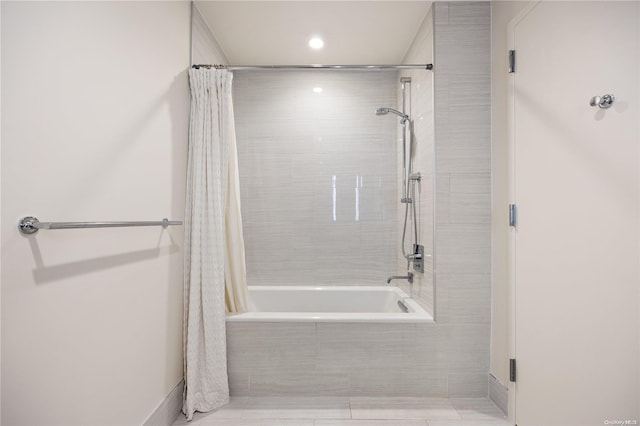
[589, 94, 615, 109]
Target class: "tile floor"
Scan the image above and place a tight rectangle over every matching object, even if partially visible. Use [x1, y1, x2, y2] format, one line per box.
[173, 397, 511, 426]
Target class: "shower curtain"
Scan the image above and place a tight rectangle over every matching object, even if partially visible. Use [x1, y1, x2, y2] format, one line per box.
[183, 68, 249, 420]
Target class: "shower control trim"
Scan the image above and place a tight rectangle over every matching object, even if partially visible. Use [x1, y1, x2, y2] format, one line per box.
[411, 244, 425, 273]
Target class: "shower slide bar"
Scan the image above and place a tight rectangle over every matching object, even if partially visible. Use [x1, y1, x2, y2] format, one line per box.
[192, 64, 433, 71]
[18, 216, 182, 235]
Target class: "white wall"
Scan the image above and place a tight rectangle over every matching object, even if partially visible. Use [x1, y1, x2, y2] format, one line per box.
[490, 0, 531, 388]
[1, 2, 190, 424]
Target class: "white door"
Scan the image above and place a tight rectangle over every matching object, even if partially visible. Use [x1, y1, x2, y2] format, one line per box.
[509, 2, 639, 425]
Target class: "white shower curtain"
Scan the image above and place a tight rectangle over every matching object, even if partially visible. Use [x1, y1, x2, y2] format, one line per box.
[183, 68, 249, 420]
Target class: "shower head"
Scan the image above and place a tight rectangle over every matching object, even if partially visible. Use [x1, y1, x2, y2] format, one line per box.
[376, 107, 410, 123]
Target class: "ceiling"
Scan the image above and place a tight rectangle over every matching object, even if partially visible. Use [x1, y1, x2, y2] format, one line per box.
[194, 1, 432, 65]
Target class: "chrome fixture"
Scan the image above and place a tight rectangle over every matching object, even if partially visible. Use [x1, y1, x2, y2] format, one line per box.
[387, 272, 414, 284]
[18, 216, 182, 235]
[409, 244, 424, 273]
[397, 299, 410, 313]
[375, 107, 410, 124]
[376, 106, 412, 201]
[192, 64, 433, 71]
[377, 77, 425, 275]
[590, 94, 615, 109]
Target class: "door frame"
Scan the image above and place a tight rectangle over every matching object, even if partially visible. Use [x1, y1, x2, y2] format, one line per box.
[505, 2, 541, 424]
[506, 2, 640, 424]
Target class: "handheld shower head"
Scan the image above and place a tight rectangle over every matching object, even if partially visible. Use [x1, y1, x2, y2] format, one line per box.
[376, 107, 410, 123]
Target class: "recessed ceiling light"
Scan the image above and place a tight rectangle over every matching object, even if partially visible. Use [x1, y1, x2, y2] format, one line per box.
[313, 87, 323, 93]
[309, 37, 324, 49]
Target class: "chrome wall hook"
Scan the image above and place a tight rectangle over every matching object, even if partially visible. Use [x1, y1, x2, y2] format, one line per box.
[590, 94, 615, 109]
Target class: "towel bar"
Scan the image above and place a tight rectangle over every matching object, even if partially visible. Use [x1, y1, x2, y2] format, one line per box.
[18, 216, 182, 235]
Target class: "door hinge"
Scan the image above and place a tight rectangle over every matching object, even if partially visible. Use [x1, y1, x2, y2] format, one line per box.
[510, 358, 517, 382]
[509, 204, 517, 227]
[508, 50, 515, 73]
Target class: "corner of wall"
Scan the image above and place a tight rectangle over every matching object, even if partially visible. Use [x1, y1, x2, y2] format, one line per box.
[143, 379, 184, 426]
[190, 1, 229, 66]
[489, 373, 508, 417]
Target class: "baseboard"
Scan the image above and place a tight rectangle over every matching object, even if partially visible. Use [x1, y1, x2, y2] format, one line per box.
[143, 379, 184, 426]
[488, 373, 508, 416]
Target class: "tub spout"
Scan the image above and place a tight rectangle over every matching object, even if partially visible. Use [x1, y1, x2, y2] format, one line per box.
[387, 272, 413, 284]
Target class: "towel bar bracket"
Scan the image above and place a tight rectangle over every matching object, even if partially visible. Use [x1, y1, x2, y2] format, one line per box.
[18, 216, 40, 234]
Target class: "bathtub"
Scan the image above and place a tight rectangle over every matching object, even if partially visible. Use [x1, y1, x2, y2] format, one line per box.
[226, 285, 433, 323]
[225, 285, 441, 397]
[225, 285, 440, 397]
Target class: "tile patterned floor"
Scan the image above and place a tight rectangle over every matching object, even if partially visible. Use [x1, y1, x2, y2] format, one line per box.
[173, 397, 511, 426]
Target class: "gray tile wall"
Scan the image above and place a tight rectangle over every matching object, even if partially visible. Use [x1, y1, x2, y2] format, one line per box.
[226, 1, 491, 399]
[396, 7, 436, 315]
[227, 319, 489, 397]
[227, 322, 449, 397]
[233, 71, 398, 286]
[432, 0, 491, 394]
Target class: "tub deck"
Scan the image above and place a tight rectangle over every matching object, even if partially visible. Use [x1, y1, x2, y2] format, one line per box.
[226, 286, 433, 323]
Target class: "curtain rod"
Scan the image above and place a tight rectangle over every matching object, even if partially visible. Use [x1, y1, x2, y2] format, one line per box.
[191, 64, 433, 71]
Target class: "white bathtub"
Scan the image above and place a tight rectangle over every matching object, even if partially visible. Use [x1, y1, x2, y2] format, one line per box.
[226, 286, 433, 323]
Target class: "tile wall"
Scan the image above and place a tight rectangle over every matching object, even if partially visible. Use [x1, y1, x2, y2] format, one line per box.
[233, 71, 399, 286]
[226, 1, 491, 399]
[226, 322, 448, 397]
[432, 1, 492, 393]
[396, 6, 436, 315]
